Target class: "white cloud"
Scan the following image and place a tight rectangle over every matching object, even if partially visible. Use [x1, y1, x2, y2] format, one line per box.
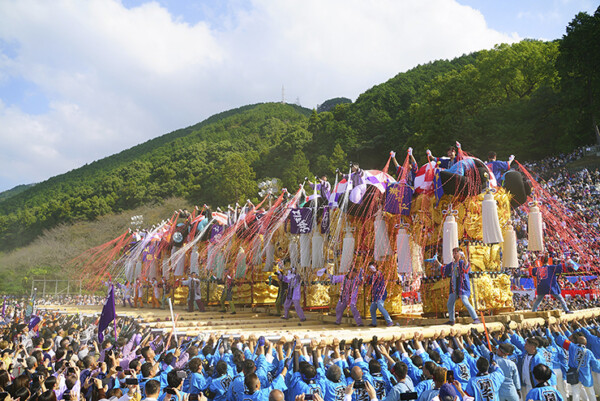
[0, 0, 519, 191]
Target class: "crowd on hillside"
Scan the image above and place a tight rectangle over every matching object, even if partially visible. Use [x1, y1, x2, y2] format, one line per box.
[3, 296, 105, 308]
[3, 301, 600, 401]
[503, 146, 600, 314]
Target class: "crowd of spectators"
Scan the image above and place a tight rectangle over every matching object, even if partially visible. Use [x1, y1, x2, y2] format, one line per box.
[507, 146, 600, 314]
[4, 300, 600, 401]
[4, 296, 105, 308]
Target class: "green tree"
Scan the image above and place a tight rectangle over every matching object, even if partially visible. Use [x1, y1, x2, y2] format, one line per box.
[214, 154, 257, 204]
[328, 144, 347, 175]
[557, 7, 600, 144]
[281, 151, 312, 190]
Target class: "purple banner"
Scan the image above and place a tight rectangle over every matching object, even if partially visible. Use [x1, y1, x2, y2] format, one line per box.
[211, 225, 224, 242]
[289, 208, 313, 234]
[98, 285, 116, 343]
[384, 183, 413, 216]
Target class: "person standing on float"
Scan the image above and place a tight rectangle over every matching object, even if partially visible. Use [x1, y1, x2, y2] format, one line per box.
[330, 266, 363, 326]
[278, 268, 306, 321]
[531, 253, 572, 314]
[434, 247, 480, 325]
[367, 261, 393, 327]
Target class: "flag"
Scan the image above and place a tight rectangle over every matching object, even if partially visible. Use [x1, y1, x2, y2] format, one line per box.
[212, 212, 229, 225]
[447, 158, 476, 176]
[567, 259, 580, 271]
[210, 225, 224, 242]
[414, 161, 437, 193]
[306, 194, 320, 202]
[142, 241, 157, 262]
[331, 178, 349, 206]
[289, 208, 313, 234]
[25, 290, 36, 318]
[98, 285, 116, 343]
[384, 183, 413, 215]
[28, 315, 41, 331]
[364, 170, 396, 194]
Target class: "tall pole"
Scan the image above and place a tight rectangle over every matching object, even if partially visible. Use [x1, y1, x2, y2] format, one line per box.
[168, 298, 178, 343]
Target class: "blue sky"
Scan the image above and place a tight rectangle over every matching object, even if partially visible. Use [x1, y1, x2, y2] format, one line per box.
[0, 0, 597, 192]
[458, 0, 597, 40]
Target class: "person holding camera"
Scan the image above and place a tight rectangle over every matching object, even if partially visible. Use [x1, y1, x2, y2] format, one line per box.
[160, 369, 189, 401]
[433, 247, 480, 325]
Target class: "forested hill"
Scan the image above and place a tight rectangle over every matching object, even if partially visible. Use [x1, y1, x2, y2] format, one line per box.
[0, 8, 598, 253]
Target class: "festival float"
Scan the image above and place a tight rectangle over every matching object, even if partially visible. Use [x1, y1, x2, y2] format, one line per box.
[70, 142, 599, 322]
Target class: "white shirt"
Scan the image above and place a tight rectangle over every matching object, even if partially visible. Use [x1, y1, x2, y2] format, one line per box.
[522, 354, 533, 388]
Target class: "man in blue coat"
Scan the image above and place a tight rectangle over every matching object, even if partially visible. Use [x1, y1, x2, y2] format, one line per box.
[531, 255, 571, 313]
[555, 328, 600, 401]
[367, 262, 393, 327]
[525, 364, 564, 401]
[513, 337, 551, 400]
[435, 247, 480, 325]
[486, 152, 513, 182]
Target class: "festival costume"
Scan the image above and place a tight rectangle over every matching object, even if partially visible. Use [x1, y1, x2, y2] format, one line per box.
[525, 384, 564, 401]
[151, 280, 160, 308]
[309, 181, 332, 203]
[332, 271, 363, 326]
[545, 328, 568, 397]
[269, 275, 288, 316]
[182, 276, 205, 312]
[280, 272, 305, 321]
[531, 264, 570, 313]
[464, 365, 505, 401]
[367, 271, 392, 326]
[134, 281, 144, 308]
[344, 169, 367, 204]
[160, 278, 171, 310]
[220, 275, 236, 313]
[486, 160, 510, 182]
[510, 333, 551, 400]
[494, 356, 521, 401]
[556, 335, 600, 401]
[441, 259, 478, 322]
[118, 283, 134, 308]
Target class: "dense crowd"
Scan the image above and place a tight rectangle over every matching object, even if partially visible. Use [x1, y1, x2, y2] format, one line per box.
[3, 296, 105, 308]
[513, 148, 600, 265]
[4, 301, 600, 401]
[506, 146, 600, 314]
[512, 292, 600, 313]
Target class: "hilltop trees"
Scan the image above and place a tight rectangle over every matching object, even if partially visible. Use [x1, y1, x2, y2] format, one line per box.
[557, 6, 600, 146]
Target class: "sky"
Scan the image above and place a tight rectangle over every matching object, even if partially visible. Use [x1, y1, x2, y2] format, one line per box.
[0, 0, 597, 193]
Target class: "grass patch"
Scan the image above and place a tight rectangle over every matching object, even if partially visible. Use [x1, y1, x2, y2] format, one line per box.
[0, 198, 192, 294]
